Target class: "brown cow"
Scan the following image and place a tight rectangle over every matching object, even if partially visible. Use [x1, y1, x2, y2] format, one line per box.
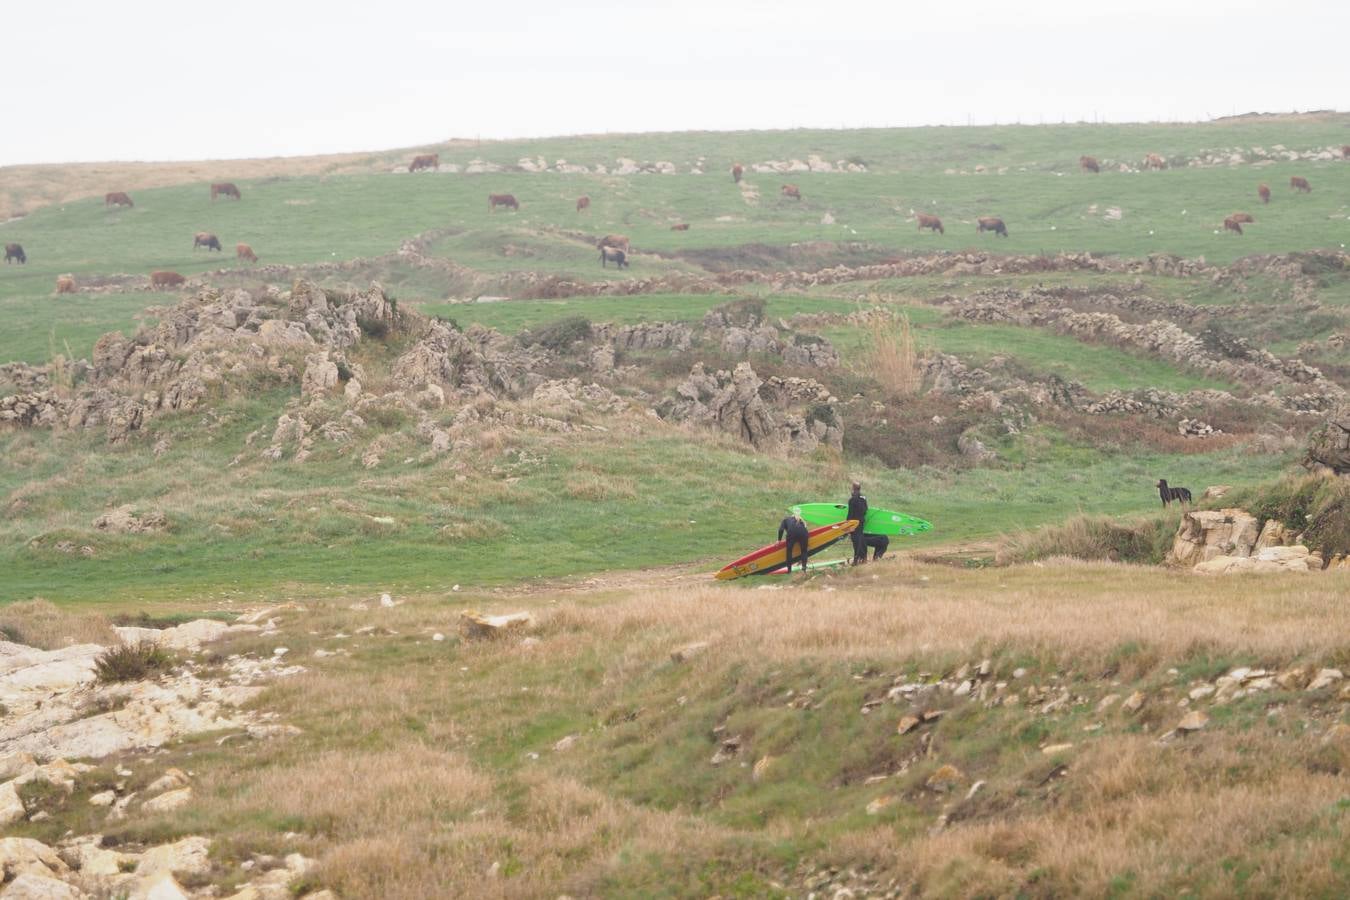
[671, 223, 690, 231]
[211, 182, 241, 201]
[1290, 176, 1312, 193]
[1342, 145, 1350, 160]
[236, 243, 258, 263]
[150, 271, 187, 288]
[600, 246, 628, 269]
[1079, 155, 1100, 173]
[105, 191, 133, 208]
[1144, 153, 1167, 170]
[1223, 216, 1244, 235]
[597, 234, 630, 252]
[916, 213, 944, 234]
[1230, 212, 1255, 224]
[976, 217, 1008, 237]
[4, 243, 25, 264]
[1258, 183, 1271, 204]
[193, 232, 222, 251]
[576, 196, 590, 213]
[409, 153, 439, 172]
[732, 163, 744, 183]
[55, 275, 76, 294]
[781, 184, 801, 200]
[489, 193, 519, 211]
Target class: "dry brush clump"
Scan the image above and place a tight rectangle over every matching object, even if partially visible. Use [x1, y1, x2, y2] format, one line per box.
[856, 308, 922, 396]
[0, 598, 118, 648]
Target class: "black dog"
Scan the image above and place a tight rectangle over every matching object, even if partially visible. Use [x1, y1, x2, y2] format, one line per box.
[1156, 479, 1192, 508]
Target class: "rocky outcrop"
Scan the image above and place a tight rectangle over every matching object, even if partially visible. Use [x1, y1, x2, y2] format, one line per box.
[391, 321, 545, 400]
[1169, 509, 1261, 566]
[658, 362, 842, 456]
[1194, 544, 1321, 574]
[1304, 401, 1350, 474]
[944, 287, 1343, 403]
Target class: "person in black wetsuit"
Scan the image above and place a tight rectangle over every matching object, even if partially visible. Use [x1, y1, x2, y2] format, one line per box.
[847, 481, 868, 564]
[778, 513, 810, 573]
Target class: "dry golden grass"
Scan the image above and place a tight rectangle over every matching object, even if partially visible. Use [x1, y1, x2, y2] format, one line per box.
[548, 557, 1350, 668]
[0, 598, 117, 648]
[41, 559, 1350, 898]
[857, 307, 922, 396]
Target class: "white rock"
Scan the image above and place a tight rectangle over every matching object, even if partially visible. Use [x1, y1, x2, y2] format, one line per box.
[135, 836, 210, 878]
[144, 768, 189, 795]
[1308, 669, 1344, 691]
[88, 790, 116, 807]
[0, 781, 26, 827]
[432, 633, 445, 642]
[380, 593, 395, 608]
[0, 837, 68, 880]
[141, 787, 192, 814]
[0, 873, 84, 899]
[125, 872, 190, 900]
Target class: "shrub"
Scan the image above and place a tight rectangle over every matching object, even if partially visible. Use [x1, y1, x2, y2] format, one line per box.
[997, 515, 1177, 565]
[335, 360, 353, 383]
[357, 316, 390, 340]
[519, 316, 592, 352]
[1228, 474, 1350, 558]
[94, 641, 175, 683]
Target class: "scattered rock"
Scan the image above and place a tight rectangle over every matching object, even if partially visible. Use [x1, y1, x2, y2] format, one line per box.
[136, 836, 211, 879]
[0, 873, 84, 899]
[865, 795, 896, 815]
[1307, 668, 1344, 691]
[0, 782, 25, 827]
[752, 755, 776, 782]
[1177, 711, 1209, 733]
[1122, 691, 1146, 713]
[925, 764, 964, 792]
[458, 611, 534, 640]
[142, 787, 192, 814]
[670, 642, 710, 663]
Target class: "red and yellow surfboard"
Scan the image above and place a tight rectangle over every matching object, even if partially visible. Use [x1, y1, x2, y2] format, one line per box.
[714, 520, 857, 581]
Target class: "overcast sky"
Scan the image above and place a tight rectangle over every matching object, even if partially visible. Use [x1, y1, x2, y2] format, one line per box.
[2, 0, 1346, 166]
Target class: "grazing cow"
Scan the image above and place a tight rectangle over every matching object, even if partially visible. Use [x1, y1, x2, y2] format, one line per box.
[55, 275, 76, 294]
[576, 196, 590, 213]
[732, 163, 744, 183]
[671, 223, 690, 231]
[1258, 183, 1271, 204]
[1156, 479, 1192, 508]
[4, 243, 25, 264]
[1144, 153, 1167, 170]
[105, 191, 134, 208]
[488, 193, 519, 211]
[916, 213, 944, 234]
[600, 246, 628, 269]
[211, 182, 241, 201]
[1290, 176, 1312, 193]
[1230, 212, 1255, 224]
[597, 234, 630, 252]
[236, 243, 258, 263]
[150, 271, 186, 288]
[1079, 155, 1100, 173]
[781, 184, 801, 200]
[1223, 216, 1244, 235]
[976, 216, 1008, 237]
[409, 153, 439, 172]
[1342, 145, 1350, 160]
[193, 232, 222, 251]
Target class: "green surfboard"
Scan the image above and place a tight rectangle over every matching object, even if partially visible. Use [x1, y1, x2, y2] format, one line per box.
[790, 503, 933, 536]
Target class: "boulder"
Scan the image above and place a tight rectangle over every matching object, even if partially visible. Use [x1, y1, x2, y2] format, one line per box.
[141, 787, 191, 814]
[135, 837, 210, 879]
[1253, 519, 1289, 551]
[1304, 401, 1350, 474]
[299, 352, 339, 397]
[458, 611, 534, 641]
[0, 838, 67, 880]
[1169, 509, 1259, 566]
[0, 873, 84, 899]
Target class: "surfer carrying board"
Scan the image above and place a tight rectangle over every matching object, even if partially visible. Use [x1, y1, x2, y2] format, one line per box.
[847, 482, 869, 564]
[777, 514, 811, 573]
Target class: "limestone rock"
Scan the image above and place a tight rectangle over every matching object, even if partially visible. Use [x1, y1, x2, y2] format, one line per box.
[135, 836, 210, 879]
[142, 787, 192, 813]
[1307, 668, 1344, 691]
[144, 768, 189, 795]
[1253, 519, 1289, 551]
[1121, 691, 1146, 713]
[1177, 711, 1209, 732]
[1170, 509, 1259, 566]
[0, 873, 84, 899]
[300, 352, 339, 397]
[0, 780, 26, 827]
[0, 837, 67, 880]
[865, 794, 896, 815]
[458, 611, 534, 640]
[124, 872, 190, 900]
[752, 755, 776, 782]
